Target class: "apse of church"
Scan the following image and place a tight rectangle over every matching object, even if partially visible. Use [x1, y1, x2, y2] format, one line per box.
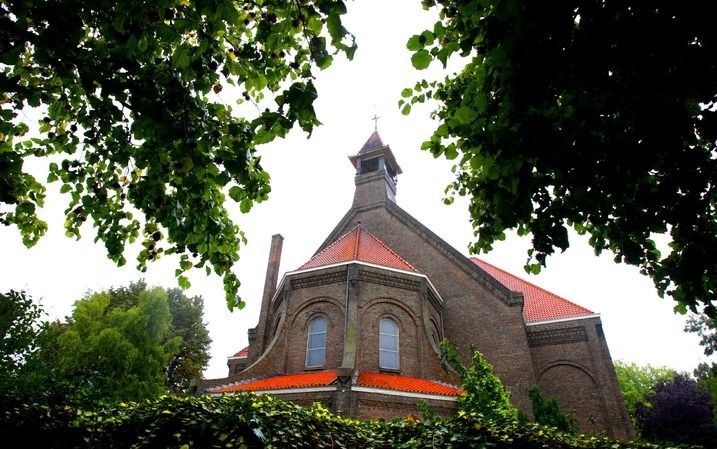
[197, 132, 633, 439]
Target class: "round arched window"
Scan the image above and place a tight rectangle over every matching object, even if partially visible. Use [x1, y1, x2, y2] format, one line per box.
[306, 317, 327, 367]
[379, 318, 399, 370]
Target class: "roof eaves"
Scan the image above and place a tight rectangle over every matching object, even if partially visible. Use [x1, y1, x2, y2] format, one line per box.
[526, 313, 601, 326]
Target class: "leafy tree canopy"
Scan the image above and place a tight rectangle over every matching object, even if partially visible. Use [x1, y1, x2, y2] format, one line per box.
[0, 284, 211, 403]
[4, 0, 717, 319]
[694, 362, 717, 424]
[613, 361, 676, 425]
[685, 314, 717, 356]
[0, 290, 45, 375]
[0, 0, 354, 310]
[406, 1, 717, 316]
[104, 281, 212, 394]
[685, 315, 717, 423]
[635, 374, 717, 446]
[56, 287, 181, 403]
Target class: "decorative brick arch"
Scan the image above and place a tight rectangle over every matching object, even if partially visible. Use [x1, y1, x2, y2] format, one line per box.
[537, 360, 607, 433]
[538, 360, 597, 385]
[362, 297, 419, 327]
[289, 296, 344, 330]
[359, 297, 422, 375]
[287, 296, 344, 372]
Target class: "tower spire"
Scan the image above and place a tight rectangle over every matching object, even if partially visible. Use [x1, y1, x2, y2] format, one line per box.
[348, 131, 402, 207]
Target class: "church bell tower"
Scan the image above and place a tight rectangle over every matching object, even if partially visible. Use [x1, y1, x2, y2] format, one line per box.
[348, 131, 403, 207]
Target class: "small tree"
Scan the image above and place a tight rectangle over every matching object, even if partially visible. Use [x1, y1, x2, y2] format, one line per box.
[527, 385, 576, 434]
[0, 290, 45, 374]
[105, 282, 211, 394]
[439, 339, 515, 422]
[56, 288, 181, 403]
[636, 374, 717, 446]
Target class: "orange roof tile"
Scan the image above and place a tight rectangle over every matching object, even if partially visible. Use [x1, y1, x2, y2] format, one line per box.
[470, 258, 594, 323]
[232, 346, 249, 358]
[356, 371, 461, 397]
[299, 224, 417, 272]
[209, 371, 337, 394]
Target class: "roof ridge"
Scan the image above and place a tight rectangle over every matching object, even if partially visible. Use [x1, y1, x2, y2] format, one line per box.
[353, 224, 361, 259]
[470, 257, 593, 314]
[360, 227, 417, 272]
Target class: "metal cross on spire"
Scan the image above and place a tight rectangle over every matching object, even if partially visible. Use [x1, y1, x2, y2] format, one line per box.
[371, 113, 381, 131]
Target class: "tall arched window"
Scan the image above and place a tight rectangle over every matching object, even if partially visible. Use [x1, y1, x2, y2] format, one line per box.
[379, 318, 399, 370]
[306, 317, 327, 367]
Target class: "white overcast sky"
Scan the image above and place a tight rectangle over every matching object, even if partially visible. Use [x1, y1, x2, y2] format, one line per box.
[1, 0, 713, 379]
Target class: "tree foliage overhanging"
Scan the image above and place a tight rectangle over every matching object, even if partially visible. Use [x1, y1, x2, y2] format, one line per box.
[405, 1, 717, 316]
[3, 0, 717, 318]
[0, 0, 354, 310]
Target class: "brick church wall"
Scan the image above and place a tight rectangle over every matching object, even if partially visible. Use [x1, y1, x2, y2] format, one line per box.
[527, 317, 633, 439]
[325, 204, 537, 413]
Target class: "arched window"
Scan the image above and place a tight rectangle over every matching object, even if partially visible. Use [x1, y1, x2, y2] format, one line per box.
[306, 317, 327, 367]
[379, 318, 399, 370]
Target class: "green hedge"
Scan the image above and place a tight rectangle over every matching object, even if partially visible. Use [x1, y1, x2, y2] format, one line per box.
[0, 394, 695, 449]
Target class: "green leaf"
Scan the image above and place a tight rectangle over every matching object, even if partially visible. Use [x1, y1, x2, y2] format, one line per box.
[454, 106, 476, 125]
[420, 30, 435, 47]
[411, 50, 432, 70]
[172, 47, 190, 69]
[406, 35, 423, 51]
[228, 186, 242, 202]
[239, 198, 252, 213]
[177, 275, 191, 289]
[401, 88, 412, 98]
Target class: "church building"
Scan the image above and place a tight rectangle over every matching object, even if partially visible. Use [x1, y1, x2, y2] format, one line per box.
[198, 132, 633, 439]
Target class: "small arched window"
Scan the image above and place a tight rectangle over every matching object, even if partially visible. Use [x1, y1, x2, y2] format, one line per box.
[379, 318, 399, 370]
[306, 317, 327, 367]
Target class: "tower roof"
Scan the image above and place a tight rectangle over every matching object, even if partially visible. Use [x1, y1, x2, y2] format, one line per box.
[349, 131, 403, 174]
[359, 131, 386, 154]
[299, 224, 417, 272]
[470, 258, 595, 323]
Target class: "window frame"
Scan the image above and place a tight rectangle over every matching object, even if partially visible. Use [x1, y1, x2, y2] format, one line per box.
[305, 316, 328, 368]
[379, 317, 400, 370]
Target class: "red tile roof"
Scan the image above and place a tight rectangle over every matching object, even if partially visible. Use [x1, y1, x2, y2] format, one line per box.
[207, 370, 461, 397]
[299, 224, 417, 272]
[209, 371, 338, 394]
[357, 371, 461, 397]
[470, 258, 595, 323]
[232, 346, 249, 358]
